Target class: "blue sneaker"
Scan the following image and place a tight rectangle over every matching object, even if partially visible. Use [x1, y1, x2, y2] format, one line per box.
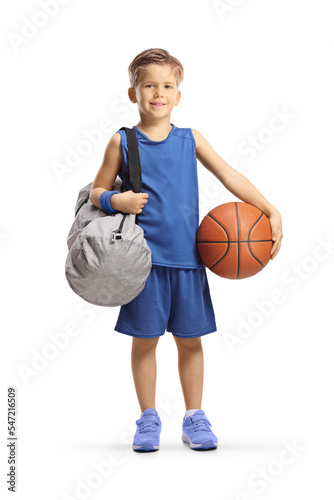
[182, 410, 218, 450]
[132, 408, 161, 452]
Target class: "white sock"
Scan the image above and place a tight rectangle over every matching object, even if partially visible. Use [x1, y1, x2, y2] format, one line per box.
[185, 409, 201, 418]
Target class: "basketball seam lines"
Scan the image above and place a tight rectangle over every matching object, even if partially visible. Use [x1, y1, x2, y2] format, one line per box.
[205, 214, 230, 270]
[196, 240, 272, 243]
[248, 213, 265, 268]
[197, 207, 270, 276]
[235, 203, 240, 278]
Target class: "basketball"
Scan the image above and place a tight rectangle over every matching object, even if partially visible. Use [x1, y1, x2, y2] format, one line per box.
[196, 202, 273, 279]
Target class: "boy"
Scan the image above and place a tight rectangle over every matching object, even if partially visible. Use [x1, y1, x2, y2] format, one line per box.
[89, 48, 283, 452]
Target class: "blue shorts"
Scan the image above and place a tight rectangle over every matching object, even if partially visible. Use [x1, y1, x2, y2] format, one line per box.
[114, 265, 217, 339]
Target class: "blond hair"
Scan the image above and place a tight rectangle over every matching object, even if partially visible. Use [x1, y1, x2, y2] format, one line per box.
[128, 48, 184, 89]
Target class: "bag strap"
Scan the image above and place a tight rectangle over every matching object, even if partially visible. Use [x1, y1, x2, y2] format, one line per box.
[119, 127, 142, 194]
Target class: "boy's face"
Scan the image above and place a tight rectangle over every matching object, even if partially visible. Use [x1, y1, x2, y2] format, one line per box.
[129, 64, 181, 120]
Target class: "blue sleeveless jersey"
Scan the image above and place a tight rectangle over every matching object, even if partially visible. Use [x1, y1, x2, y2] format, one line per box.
[117, 124, 205, 269]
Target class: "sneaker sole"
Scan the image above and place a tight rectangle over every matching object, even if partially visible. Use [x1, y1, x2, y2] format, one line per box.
[182, 432, 218, 450]
[133, 444, 160, 452]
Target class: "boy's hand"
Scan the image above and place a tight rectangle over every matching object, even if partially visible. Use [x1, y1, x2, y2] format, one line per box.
[111, 191, 149, 214]
[268, 209, 283, 260]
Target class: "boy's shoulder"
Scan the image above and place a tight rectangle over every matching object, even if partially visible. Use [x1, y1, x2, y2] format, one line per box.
[174, 126, 201, 144]
[172, 124, 194, 135]
[172, 125, 197, 147]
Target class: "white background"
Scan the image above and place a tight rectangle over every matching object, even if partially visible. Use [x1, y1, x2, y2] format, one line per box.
[1, 0, 333, 498]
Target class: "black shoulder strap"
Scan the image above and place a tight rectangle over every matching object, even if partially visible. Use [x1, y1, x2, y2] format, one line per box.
[119, 127, 142, 194]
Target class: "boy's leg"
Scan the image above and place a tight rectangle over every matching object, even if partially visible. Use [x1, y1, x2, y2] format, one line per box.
[173, 335, 218, 450]
[131, 337, 160, 413]
[173, 336, 203, 410]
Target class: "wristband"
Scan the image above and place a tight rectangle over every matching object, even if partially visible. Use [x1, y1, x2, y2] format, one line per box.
[99, 190, 120, 213]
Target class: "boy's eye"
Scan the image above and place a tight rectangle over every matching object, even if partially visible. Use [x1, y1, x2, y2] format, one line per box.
[145, 85, 173, 89]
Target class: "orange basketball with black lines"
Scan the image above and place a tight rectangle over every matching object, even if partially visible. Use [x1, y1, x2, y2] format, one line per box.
[196, 202, 273, 279]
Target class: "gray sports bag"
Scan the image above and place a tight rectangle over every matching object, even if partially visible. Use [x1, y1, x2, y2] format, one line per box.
[65, 127, 152, 307]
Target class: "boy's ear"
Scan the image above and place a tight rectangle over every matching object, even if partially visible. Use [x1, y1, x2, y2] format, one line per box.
[175, 90, 181, 106]
[128, 87, 137, 103]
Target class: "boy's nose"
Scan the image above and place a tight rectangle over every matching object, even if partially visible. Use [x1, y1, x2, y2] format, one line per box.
[154, 87, 164, 97]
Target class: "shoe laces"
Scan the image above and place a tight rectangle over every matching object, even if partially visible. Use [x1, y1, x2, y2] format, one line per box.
[189, 418, 211, 432]
[138, 419, 159, 434]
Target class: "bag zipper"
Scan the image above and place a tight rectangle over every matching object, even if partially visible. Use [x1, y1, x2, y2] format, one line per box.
[75, 192, 127, 243]
[111, 213, 127, 243]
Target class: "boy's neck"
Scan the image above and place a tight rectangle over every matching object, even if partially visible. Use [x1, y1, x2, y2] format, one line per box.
[135, 117, 173, 141]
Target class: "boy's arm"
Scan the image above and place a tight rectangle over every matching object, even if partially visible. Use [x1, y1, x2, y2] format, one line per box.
[192, 129, 283, 260]
[89, 132, 122, 209]
[89, 132, 148, 214]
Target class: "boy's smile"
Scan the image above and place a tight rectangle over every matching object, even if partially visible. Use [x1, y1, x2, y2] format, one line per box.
[128, 64, 181, 120]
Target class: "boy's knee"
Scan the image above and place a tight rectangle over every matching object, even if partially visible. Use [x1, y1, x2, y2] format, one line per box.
[132, 336, 160, 351]
[173, 336, 202, 350]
